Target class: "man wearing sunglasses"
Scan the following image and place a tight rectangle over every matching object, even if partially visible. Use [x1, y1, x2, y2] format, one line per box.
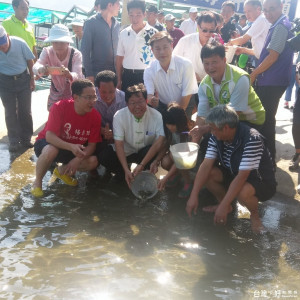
[173, 11, 217, 83]
[31, 79, 101, 198]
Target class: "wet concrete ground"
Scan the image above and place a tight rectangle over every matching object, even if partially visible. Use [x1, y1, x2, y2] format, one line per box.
[0, 89, 300, 299]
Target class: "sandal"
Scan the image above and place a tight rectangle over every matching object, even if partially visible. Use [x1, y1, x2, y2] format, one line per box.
[31, 187, 44, 198]
[178, 183, 193, 198]
[53, 167, 78, 186]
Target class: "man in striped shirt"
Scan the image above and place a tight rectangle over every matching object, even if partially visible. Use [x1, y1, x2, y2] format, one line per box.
[186, 105, 276, 233]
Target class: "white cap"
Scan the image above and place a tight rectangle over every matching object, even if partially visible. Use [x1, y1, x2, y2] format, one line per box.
[70, 18, 84, 27]
[189, 7, 198, 13]
[165, 14, 176, 21]
[44, 24, 73, 43]
[0, 26, 8, 46]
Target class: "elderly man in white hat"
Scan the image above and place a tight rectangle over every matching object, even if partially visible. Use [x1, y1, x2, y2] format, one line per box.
[0, 25, 35, 152]
[164, 14, 184, 48]
[179, 7, 198, 35]
[33, 24, 84, 110]
[70, 18, 84, 51]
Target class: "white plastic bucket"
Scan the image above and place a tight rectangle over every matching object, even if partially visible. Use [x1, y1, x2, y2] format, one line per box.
[170, 142, 200, 169]
[225, 45, 237, 63]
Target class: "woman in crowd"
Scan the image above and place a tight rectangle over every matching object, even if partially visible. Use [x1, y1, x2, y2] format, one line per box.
[33, 24, 83, 110]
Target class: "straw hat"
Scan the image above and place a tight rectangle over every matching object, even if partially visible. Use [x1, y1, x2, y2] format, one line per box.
[44, 24, 73, 43]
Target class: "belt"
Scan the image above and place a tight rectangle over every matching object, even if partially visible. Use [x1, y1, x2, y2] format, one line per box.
[0, 70, 28, 80]
[123, 68, 144, 74]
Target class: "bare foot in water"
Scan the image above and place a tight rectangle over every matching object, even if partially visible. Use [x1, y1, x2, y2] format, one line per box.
[250, 215, 265, 233]
[202, 204, 233, 213]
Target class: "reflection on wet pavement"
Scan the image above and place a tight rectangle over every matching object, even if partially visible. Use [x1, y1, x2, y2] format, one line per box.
[0, 148, 299, 299]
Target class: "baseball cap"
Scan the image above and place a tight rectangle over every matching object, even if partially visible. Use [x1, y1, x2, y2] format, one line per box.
[165, 14, 176, 21]
[189, 7, 198, 13]
[0, 26, 8, 46]
[147, 5, 158, 13]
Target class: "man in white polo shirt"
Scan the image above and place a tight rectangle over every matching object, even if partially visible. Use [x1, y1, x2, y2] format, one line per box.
[144, 31, 198, 119]
[97, 83, 165, 186]
[227, 0, 270, 63]
[173, 11, 216, 83]
[116, 0, 157, 92]
[179, 7, 198, 35]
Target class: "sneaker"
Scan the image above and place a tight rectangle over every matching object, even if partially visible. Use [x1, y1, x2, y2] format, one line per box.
[31, 187, 44, 198]
[289, 153, 300, 171]
[284, 101, 289, 109]
[178, 183, 193, 198]
[53, 167, 78, 186]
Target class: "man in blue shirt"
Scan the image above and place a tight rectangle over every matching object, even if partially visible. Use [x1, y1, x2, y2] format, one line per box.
[0, 25, 35, 152]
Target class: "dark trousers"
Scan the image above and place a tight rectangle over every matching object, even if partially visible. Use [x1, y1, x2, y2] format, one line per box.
[254, 85, 287, 162]
[121, 69, 144, 92]
[293, 88, 300, 149]
[97, 144, 153, 178]
[0, 72, 33, 144]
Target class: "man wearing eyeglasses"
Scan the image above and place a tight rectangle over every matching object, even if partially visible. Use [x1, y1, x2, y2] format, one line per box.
[31, 79, 101, 198]
[173, 11, 217, 83]
[250, 0, 294, 167]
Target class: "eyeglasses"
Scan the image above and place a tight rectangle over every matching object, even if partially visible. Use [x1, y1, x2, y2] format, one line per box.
[200, 27, 215, 34]
[128, 100, 146, 107]
[79, 95, 97, 101]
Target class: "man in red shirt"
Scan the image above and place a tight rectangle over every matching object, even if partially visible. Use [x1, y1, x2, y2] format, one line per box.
[31, 79, 102, 197]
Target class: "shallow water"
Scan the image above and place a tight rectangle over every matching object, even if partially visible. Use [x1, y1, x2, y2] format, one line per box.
[0, 148, 299, 300]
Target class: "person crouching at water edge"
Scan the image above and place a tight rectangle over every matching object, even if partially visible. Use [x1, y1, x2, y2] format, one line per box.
[186, 105, 276, 233]
[31, 79, 101, 197]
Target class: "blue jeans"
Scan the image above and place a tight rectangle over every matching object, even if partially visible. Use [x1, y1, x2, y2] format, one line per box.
[284, 65, 299, 102]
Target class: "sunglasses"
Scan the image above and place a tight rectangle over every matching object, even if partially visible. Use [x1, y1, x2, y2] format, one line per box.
[200, 27, 215, 34]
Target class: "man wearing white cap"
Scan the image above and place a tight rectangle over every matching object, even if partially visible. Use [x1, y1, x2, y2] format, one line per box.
[165, 14, 184, 48]
[179, 7, 198, 36]
[0, 25, 35, 151]
[33, 24, 83, 111]
[70, 18, 84, 51]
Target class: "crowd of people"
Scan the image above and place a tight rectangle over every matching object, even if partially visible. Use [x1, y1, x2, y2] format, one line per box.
[0, 0, 299, 233]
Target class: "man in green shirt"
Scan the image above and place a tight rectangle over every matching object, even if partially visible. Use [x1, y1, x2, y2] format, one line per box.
[2, 0, 37, 60]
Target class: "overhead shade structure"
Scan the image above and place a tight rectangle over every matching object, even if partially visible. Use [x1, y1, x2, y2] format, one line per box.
[167, 0, 298, 21]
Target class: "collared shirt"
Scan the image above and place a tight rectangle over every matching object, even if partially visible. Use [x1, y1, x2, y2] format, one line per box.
[198, 72, 250, 117]
[113, 106, 165, 156]
[94, 88, 126, 128]
[117, 22, 157, 70]
[168, 27, 184, 48]
[0, 36, 34, 75]
[246, 14, 270, 59]
[173, 33, 207, 80]
[81, 13, 120, 77]
[179, 18, 197, 35]
[144, 55, 198, 105]
[2, 15, 36, 51]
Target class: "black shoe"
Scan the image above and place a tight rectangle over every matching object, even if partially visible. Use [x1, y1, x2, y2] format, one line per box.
[9, 142, 20, 152]
[21, 141, 34, 148]
[289, 153, 300, 171]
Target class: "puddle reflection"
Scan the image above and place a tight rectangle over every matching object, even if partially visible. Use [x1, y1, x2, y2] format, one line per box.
[0, 150, 299, 299]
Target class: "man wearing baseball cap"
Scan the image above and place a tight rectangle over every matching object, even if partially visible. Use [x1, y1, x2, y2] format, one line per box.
[179, 7, 198, 35]
[0, 25, 35, 152]
[165, 14, 184, 48]
[146, 5, 164, 32]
